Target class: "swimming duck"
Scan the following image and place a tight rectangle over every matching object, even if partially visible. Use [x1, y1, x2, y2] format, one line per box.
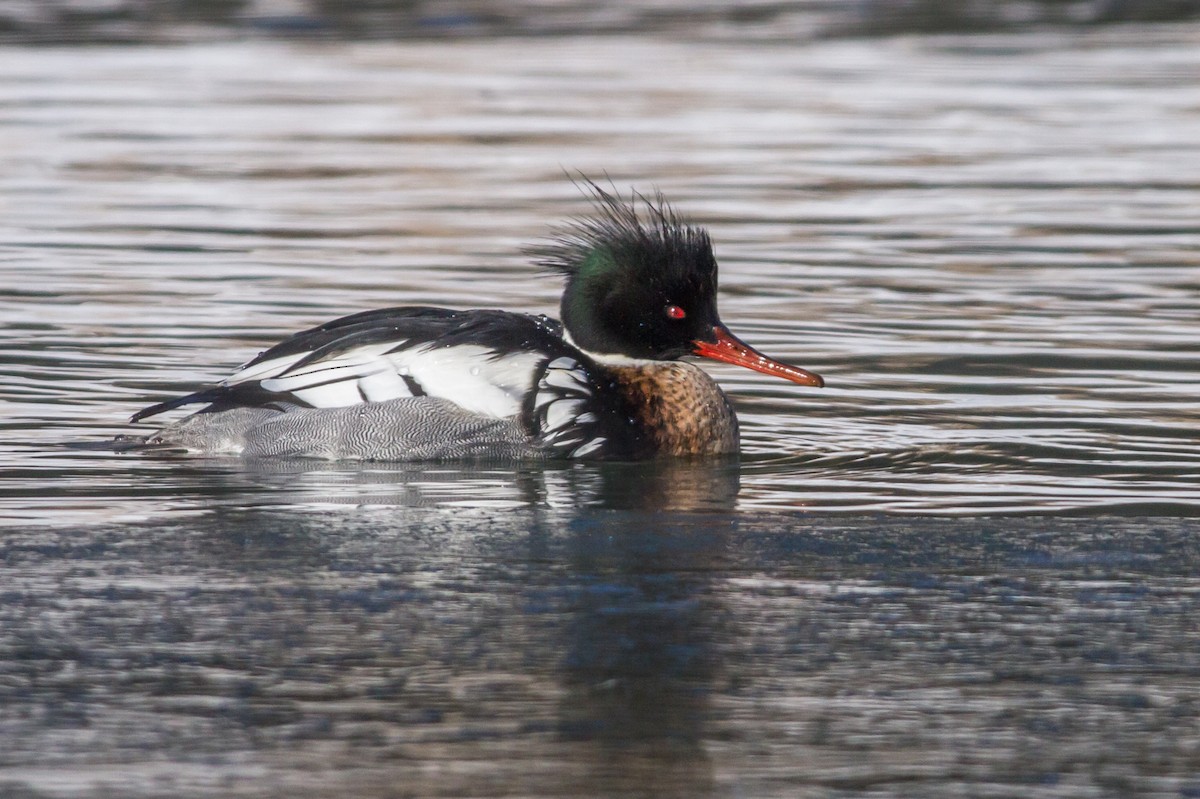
[124, 183, 824, 460]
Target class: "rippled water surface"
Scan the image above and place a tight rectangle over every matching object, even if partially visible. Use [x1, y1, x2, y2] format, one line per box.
[2, 16, 1200, 799]
[2, 27, 1199, 516]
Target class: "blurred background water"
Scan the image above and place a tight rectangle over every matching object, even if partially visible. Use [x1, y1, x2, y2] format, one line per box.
[1, 2, 1199, 797]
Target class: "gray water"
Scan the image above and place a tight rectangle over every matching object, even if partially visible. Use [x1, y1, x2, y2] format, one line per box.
[2, 11, 1200, 799]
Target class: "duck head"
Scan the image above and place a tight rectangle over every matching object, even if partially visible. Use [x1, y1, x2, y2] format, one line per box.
[529, 181, 824, 388]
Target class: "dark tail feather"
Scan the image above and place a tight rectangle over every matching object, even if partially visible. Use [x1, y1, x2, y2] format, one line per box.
[129, 388, 224, 423]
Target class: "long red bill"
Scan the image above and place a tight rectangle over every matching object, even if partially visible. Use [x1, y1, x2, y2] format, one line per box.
[693, 325, 824, 387]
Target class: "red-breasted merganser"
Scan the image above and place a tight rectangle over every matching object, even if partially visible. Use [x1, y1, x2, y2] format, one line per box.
[123, 183, 824, 460]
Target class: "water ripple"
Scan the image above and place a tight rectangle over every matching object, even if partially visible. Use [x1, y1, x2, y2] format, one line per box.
[2, 29, 1200, 519]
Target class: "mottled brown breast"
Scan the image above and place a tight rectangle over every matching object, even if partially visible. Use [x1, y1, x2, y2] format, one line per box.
[608, 362, 739, 456]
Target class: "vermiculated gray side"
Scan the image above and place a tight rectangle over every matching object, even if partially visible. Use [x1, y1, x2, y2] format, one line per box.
[140, 398, 539, 461]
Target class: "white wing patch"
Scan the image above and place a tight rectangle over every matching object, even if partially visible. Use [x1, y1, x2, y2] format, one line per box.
[402, 345, 542, 418]
[225, 340, 542, 419]
[534, 356, 608, 458]
[254, 341, 411, 408]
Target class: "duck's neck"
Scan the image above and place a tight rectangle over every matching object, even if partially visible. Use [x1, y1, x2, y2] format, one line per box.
[607, 361, 739, 456]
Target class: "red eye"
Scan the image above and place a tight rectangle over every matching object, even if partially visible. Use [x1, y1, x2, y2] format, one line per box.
[664, 304, 686, 320]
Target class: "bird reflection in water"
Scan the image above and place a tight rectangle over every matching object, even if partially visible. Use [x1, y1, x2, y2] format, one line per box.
[218, 456, 742, 512]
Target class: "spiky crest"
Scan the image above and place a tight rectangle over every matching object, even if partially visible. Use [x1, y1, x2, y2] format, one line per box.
[525, 178, 714, 285]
